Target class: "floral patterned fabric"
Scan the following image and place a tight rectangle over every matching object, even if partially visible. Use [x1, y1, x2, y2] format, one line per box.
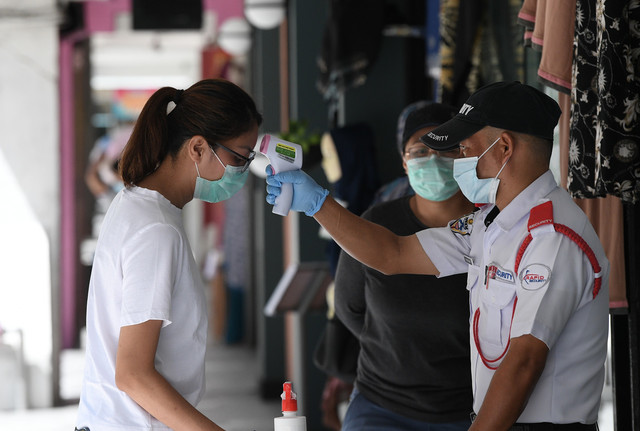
[569, 0, 640, 203]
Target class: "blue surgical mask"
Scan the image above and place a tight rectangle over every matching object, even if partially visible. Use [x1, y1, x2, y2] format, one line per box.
[453, 137, 509, 204]
[407, 155, 459, 201]
[193, 149, 248, 203]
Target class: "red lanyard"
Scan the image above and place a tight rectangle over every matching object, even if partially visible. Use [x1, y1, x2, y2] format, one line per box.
[472, 297, 518, 370]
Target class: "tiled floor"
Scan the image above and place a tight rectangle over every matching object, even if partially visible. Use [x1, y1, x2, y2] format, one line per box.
[0, 342, 280, 431]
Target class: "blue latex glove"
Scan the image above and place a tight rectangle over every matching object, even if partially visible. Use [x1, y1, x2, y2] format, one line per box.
[265, 165, 329, 216]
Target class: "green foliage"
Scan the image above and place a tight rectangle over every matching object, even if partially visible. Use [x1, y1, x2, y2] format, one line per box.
[277, 120, 322, 154]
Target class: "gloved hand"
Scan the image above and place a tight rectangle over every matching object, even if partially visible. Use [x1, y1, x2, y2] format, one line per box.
[265, 165, 329, 216]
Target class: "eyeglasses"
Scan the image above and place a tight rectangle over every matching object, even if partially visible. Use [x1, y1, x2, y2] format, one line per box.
[404, 145, 461, 160]
[212, 142, 255, 173]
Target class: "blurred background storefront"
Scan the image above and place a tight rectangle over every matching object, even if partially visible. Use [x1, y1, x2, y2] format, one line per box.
[0, 1, 638, 430]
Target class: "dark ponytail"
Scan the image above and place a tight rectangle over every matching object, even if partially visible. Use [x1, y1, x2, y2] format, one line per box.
[119, 79, 262, 187]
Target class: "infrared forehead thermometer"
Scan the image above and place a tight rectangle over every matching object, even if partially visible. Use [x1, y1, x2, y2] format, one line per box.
[260, 135, 303, 216]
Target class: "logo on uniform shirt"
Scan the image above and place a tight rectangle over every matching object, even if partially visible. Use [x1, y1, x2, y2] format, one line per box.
[449, 212, 474, 236]
[520, 263, 551, 290]
[486, 263, 515, 285]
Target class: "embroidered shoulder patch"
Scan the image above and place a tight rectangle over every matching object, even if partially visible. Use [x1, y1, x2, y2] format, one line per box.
[449, 212, 475, 236]
[520, 264, 551, 290]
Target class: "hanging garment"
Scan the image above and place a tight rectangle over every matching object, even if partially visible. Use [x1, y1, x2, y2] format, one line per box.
[569, 0, 640, 204]
[560, 90, 628, 309]
[322, 123, 380, 275]
[317, 0, 385, 103]
[520, 2, 628, 307]
[327, 124, 380, 219]
[426, 0, 442, 79]
[439, 0, 480, 106]
[517, 0, 575, 93]
[439, 0, 524, 107]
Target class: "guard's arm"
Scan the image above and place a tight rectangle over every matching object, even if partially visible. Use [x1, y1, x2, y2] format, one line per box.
[469, 334, 548, 431]
[266, 168, 438, 276]
[315, 196, 438, 276]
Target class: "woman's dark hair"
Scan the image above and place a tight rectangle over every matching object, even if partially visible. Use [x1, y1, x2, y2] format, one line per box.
[119, 79, 263, 187]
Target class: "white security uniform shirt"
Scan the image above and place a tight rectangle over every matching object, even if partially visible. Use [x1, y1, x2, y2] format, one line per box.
[417, 171, 609, 424]
[76, 187, 208, 431]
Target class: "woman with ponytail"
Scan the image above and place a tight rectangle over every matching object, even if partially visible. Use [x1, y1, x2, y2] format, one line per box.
[76, 79, 262, 431]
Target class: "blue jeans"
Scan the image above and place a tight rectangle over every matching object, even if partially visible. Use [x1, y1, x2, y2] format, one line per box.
[342, 388, 471, 431]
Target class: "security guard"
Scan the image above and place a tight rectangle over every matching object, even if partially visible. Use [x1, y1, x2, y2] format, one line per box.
[265, 81, 609, 430]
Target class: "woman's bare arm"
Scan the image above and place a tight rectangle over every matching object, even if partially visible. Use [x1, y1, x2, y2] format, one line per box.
[115, 320, 224, 431]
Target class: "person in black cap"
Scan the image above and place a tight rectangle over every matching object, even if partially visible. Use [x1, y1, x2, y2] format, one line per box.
[334, 102, 474, 431]
[265, 81, 609, 430]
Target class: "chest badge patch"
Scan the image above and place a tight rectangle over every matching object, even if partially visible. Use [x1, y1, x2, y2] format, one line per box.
[486, 263, 515, 285]
[520, 264, 551, 290]
[450, 212, 474, 236]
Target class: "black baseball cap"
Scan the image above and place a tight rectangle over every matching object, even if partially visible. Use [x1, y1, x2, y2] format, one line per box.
[401, 102, 457, 151]
[420, 81, 562, 151]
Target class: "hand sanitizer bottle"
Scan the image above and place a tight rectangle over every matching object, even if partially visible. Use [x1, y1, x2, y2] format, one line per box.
[274, 381, 306, 431]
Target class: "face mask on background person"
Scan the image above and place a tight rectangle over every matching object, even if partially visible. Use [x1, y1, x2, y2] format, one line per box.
[407, 155, 459, 201]
[453, 137, 509, 204]
[193, 148, 248, 203]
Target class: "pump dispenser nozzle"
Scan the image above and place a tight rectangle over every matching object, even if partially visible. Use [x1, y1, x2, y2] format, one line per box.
[274, 381, 306, 431]
[281, 381, 297, 412]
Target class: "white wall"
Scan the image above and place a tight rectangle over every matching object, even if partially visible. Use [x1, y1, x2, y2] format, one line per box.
[0, 0, 59, 408]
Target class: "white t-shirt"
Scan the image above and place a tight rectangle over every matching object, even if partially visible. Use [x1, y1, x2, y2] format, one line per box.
[76, 187, 208, 431]
[417, 171, 609, 424]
